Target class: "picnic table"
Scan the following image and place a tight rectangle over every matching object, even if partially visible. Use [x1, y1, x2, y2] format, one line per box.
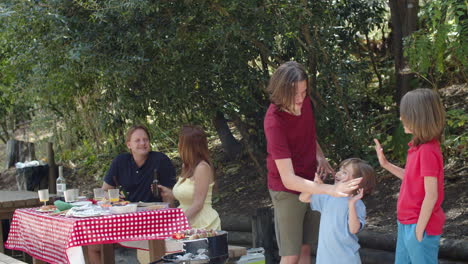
[0, 191, 53, 253]
[4, 207, 190, 264]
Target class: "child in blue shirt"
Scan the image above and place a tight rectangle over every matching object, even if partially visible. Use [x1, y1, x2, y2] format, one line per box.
[299, 158, 376, 264]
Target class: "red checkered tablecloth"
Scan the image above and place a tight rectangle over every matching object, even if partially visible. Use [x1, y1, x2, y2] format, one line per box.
[5, 208, 190, 264]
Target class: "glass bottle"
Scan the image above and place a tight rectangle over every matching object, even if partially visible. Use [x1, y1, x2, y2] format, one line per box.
[56, 166, 67, 199]
[152, 169, 160, 200]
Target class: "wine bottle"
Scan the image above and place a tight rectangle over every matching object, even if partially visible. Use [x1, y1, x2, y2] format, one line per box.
[152, 169, 160, 200]
[56, 166, 66, 199]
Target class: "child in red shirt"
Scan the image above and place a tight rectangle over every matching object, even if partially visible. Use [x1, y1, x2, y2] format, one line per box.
[374, 88, 445, 264]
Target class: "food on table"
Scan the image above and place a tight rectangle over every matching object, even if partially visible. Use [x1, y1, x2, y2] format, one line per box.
[113, 200, 130, 206]
[172, 232, 186, 240]
[38, 205, 57, 211]
[170, 228, 219, 240]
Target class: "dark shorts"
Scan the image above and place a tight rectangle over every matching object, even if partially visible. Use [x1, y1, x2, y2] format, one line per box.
[269, 190, 320, 256]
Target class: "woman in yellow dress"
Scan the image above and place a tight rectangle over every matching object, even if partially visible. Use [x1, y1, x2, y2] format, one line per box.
[160, 125, 221, 230]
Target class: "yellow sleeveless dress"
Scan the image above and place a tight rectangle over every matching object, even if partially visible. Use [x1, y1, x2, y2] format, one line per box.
[172, 177, 221, 230]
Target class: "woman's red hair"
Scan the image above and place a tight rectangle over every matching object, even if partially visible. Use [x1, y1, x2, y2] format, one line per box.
[178, 125, 213, 180]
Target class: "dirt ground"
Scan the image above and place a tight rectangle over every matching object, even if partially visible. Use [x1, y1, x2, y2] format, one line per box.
[213, 153, 467, 240]
[214, 84, 468, 241]
[1, 85, 466, 243]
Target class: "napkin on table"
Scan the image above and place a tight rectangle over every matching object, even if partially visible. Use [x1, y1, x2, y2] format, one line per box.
[54, 200, 75, 211]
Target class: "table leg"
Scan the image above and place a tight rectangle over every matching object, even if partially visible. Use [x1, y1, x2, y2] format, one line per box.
[0, 220, 4, 253]
[101, 244, 115, 264]
[148, 239, 166, 262]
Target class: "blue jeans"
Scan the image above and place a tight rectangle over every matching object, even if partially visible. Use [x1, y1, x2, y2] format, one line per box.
[115, 247, 140, 264]
[395, 222, 440, 264]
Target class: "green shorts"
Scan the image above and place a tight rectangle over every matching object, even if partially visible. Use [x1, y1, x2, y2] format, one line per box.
[269, 190, 320, 257]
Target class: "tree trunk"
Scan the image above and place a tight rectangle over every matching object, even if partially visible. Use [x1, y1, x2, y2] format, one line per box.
[48, 142, 57, 194]
[231, 114, 267, 179]
[5, 139, 36, 169]
[389, 0, 419, 107]
[212, 111, 241, 160]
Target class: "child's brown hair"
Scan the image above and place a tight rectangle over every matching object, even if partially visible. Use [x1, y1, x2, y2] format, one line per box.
[339, 158, 376, 196]
[400, 88, 445, 146]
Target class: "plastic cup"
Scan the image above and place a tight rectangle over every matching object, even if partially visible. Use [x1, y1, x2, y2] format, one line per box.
[93, 188, 105, 200]
[71, 189, 79, 201]
[108, 189, 120, 203]
[38, 189, 49, 206]
[64, 190, 75, 203]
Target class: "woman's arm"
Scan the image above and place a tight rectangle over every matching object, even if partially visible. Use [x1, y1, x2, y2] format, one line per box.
[158, 185, 176, 206]
[415, 177, 439, 241]
[184, 162, 213, 222]
[275, 159, 361, 197]
[374, 139, 405, 179]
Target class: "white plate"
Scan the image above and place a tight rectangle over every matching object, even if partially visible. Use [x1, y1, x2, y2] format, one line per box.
[137, 202, 157, 207]
[71, 201, 92, 207]
[36, 208, 55, 212]
[71, 213, 101, 218]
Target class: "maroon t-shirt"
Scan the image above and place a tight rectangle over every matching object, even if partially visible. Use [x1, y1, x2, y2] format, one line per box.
[264, 97, 317, 194]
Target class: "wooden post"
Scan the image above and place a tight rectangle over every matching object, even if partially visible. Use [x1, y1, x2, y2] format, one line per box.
[252, 207, 275, 264]
[27, 142, 36, 161]
[5, 139, 18, 169]
[47, 142, 57, 194]
[101, 244, 115, 264]
[0, 220, 3, 253]
[148, 239, 166, 262]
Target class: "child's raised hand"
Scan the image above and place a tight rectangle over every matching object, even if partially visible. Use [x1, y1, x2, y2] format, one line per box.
[314, 173, 324, 184]
[374, 139, 388, 168]
[349, 188, 364, 203]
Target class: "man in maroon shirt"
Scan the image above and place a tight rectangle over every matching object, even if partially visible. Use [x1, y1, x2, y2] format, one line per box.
[264, 61, 362, 264]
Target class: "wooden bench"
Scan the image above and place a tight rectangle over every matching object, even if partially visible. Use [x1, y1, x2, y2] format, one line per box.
[0, 252, 27, 264]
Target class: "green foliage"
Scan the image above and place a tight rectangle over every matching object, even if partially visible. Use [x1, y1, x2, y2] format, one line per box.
[60, 139, 117, 180]
[444, 109, 468, 159]
[0, 0, 388, 168]
[405, 0, 467, 87]
[3, 0, 464, 180]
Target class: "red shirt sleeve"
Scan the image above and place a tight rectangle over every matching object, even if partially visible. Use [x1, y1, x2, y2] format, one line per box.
[419, 145, 442, 178]
[265, 117, 291, 160]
